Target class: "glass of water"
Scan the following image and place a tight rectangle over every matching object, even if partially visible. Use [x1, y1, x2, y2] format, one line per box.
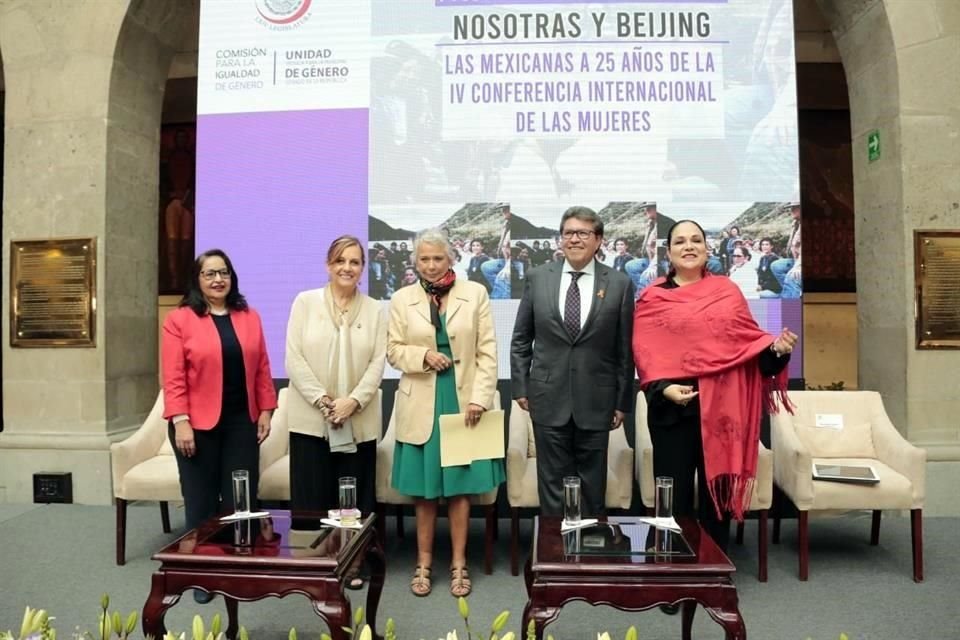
[655, 476, 674, 520]
[563, 476, 581, 525]
[232, 469, 251, 515]
[339, 476, 358, 527]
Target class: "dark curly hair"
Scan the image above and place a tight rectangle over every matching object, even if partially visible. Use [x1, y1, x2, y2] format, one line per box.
[179, 249, 248, 316]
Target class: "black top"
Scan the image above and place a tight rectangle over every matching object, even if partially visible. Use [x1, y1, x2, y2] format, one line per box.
[212, 314, 249, 420]
[644, 276, 790, 428]
[756, 253, 782, 293]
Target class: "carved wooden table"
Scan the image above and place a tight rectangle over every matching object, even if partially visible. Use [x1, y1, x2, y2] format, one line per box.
[142, 511, 385, 640]
[522, 516, 745, 639]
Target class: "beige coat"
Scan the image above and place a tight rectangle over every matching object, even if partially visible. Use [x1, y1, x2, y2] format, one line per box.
[285, 289, 387, 442]
[387, 280, 497, 445]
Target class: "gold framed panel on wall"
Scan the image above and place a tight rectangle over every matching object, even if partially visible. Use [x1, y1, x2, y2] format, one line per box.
[10, 237, 97, 347]
[915, 231, 960, 349]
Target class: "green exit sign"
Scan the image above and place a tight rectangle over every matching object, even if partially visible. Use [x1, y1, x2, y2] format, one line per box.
[868, 130, 881, 162]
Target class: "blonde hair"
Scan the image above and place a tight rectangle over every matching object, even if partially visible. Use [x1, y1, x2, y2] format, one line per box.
[326, 235, 365, 266]
[413, 228, 456, 262]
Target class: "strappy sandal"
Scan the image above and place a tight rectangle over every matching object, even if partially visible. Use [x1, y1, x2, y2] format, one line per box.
[410, 565, 432, 597]
[450, 566, 472, 598]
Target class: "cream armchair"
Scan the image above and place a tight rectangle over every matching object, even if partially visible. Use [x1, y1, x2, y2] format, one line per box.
[634, 392, 774, 581]
[506, 400, 634, 576]
[110, 392, 180, 566]
[257, 387, 291, 502]
[771, 390, 925, 582]
[111, 388, 292, 565]
[376, 390, 501, 574]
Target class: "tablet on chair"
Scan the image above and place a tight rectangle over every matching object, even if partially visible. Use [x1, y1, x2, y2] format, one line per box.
[812, 463, 880, 484]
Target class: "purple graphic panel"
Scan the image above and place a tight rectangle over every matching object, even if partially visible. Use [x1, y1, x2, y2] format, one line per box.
[436, 0, 725, 4]
[748, 298, 803, 378]
[196, 109, 369, 378]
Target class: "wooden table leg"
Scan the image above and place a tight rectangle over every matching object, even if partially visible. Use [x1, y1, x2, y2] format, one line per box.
[521, 602, 559, 640]
[141, 573, 178, 639]
[224, 597, 239, 640]
[681, 600, 696, 640]
[705, 606, 746, 639]
[315, 598, 352, 640]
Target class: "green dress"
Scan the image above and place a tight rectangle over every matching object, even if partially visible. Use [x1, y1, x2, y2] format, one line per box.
[392, 314, 505, 499]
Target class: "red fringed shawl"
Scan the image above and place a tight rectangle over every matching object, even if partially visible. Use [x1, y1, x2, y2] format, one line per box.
[633, 275, 793, 521]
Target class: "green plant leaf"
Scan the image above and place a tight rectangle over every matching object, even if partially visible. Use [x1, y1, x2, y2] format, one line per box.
[99, 612, 111, 640]
[320, 634, 333, 640]
[491, 611, 509, 633]
[19, 606, 35, 640]
[191, 615, 204, 640]
[124, 612, 137, 636]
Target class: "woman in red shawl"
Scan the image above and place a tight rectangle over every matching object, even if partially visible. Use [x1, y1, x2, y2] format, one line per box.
[633, 220, 797, 552]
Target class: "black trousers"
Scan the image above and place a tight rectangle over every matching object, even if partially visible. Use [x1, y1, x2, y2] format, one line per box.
[533, 418, 609, 517]
[649, 418, 731, 552]
[289, 432, 377, 516]
[169, 412, 260, 530]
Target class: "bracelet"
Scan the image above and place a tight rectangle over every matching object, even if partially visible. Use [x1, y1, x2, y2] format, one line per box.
[770, 343, 783, 358]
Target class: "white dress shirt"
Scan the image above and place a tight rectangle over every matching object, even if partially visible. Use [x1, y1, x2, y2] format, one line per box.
[558, 258, 595, 329]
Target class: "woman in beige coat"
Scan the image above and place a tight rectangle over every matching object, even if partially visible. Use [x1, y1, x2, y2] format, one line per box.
[285, 236, 386, 587]
[388, 228, 503, 598]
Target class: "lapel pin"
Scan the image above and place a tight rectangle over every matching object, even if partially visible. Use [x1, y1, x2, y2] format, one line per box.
[597, 289, 606, 299]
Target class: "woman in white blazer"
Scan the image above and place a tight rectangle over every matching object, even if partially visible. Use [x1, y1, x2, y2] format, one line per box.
[285, 236, 387, 562]
[388, 228, 503, 598]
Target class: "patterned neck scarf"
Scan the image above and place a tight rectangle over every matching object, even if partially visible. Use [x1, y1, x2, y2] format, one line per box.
[419, 269, 456, 329]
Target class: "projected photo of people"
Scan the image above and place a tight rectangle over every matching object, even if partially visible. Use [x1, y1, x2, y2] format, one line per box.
[688, 201, 802, 300]
[594, 201, 684, 297]
[368, 202, 518, 300]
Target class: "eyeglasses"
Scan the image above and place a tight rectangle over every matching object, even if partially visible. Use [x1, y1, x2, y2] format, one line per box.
[561, 229, 597, 241]
[200, 268, 232, 281]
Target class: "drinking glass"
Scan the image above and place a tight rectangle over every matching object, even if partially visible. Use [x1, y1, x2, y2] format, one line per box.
[233, 519, 251, 548]
[655, 476, 674, 520]
[563, 476, 581, 525]
[232, 469, 251, 515]
[339, 476, 358, 527]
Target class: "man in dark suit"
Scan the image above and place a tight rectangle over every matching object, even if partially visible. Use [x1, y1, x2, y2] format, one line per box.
[511, 206, 635, 516]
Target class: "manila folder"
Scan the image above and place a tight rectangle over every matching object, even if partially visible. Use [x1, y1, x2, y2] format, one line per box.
[439, 410, 505, 467]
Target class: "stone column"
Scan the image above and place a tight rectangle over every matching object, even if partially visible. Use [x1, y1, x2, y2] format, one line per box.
[0, 0, 191, 504]
[820, 0, 960, 514]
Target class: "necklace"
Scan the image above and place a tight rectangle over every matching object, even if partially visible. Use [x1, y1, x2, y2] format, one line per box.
[332, 292, 355, 315]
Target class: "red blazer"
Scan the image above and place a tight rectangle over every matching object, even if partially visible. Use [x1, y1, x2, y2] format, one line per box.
[162, 306, 278, 430]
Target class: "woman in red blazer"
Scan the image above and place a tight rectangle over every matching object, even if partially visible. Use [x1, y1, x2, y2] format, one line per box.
[162, 249, 277, 541]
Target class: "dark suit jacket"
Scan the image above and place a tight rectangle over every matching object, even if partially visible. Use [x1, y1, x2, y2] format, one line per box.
[510, 259, 634, 429]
